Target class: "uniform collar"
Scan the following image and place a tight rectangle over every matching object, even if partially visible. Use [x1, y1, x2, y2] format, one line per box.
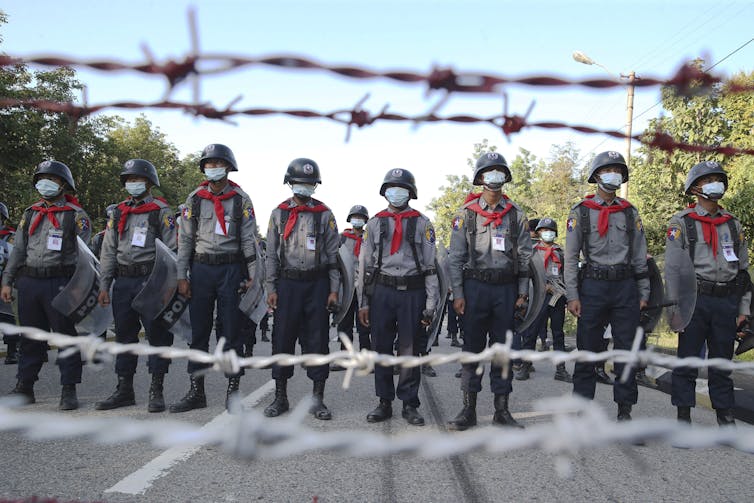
[693, 204, 723, 218]
[478, 196, 506, 211]
[128, 194, 154, 206]
[385, 205, 414, 214]
[592, 194, 621, 206]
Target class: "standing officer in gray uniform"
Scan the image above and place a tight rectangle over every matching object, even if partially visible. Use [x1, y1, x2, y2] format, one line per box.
[447, 152, 530, 431]
[95, 159, 177, 412]
[357, 168, 439, 426]
[263, 158, 340, 420]
[171, 144, 258, 413]
[667, 161, 750, 426]
[2, 161, 91, 409]
[564, 151, 649, 421]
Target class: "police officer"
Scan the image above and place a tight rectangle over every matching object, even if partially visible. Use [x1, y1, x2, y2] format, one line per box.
[0, 202, 18, 364]
[447, 152, 530, 430]
[331, 205, 371, 372]
[171, 144, 258, 413]
[357, 168, 439, 426]
[667, 161, 750, 426]
[90, 203, 117, 259]
[520, 217, 572, 382]
[264, 158, 340, 420]
[95, 159, 177, 412]
[565, 151, 649, 421]
[1, 161, 91, 409]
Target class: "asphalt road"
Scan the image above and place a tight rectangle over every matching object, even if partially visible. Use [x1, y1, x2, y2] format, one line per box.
[1, 331, 753, 503]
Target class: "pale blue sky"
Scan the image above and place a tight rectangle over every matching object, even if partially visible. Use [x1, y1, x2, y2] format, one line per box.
[3, 0, 753, 229]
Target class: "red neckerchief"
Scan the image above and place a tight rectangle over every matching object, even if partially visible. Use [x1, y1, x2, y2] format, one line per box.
[581, 194, 632, 237]
[464, 192, 513, 228]
[342, 229, 363, 257]
[375, 209, 422, 255]
[28, 195, 80, 235]
[278, 198, 328, 240]
[196, 181, 239, 236]
[686, 203, 733, 258]
[116, 197, 166, 237]
[535, 243, 561, 270]
[0, 226, 15, 238]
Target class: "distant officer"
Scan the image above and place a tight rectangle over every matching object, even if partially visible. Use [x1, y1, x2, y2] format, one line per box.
[171, 144, 258, 413]
[95, 159, 177, 413]
[1, 202, 18, 364]
[90, 203, 117, 259]
[667, 161, 750, 426]
[1, 160, 91, 409]
[264, 158, 340, 420]
[564, 151, 649, 421]
[331, 205, 371, 372]
[447, 152, 530, 430]
[358, 168, 439, 426]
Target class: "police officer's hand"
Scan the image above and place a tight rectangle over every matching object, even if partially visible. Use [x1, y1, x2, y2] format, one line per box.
[358, 307, 370, 327]
[238, 279, 252, 294]
[267, 292, 278, 310]
[327, 292, 339, 310]
[98, 290, 110, 307]
[737, 314, 748, 328]
[0, 285, 12, 303]
[567, 299, 581, 318]
[453, 298, 465, 316]
[639, 299, 648, 310]
[421, 309, 433, 327]
[177, 279, 191, 299]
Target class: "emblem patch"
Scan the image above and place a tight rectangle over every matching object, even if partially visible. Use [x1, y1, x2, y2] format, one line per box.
[182, 206, 192, 220]
[636, 218, 644, 233]
[392, 169, 403, 177]
[667, 226, 681, 241]
[303, 163, 314, 174]
[125, 160, 134, 168]
[608, 151, 620, 159]
[486, 153, 499, 159]
[566, 218, 576, 232]
[452, 216, 464, 231]
[242, 205, 255, 220]
[164, 215, 176, 230]
[77, 216, 89, 232]
[426, 225, 436, 244]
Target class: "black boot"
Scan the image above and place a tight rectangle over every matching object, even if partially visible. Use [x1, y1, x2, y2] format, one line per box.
[261, 329, 270, 342]
[310, 380, 332, 420]
[9, 379, 35, 404]
[493, 394, 523, 428]
[677, 406, 691, 424]
[169, 375, 207, 413]
[513, 362, 530, 381]
[454, 367, 462, 378]
[617, 403, 632, 421]
[264, 379, 289, 417]
[716, 408, 735, 427]
[4, 342, 18, 364]
[401, 404, 425, 426]
[554, 363, 573, 383]
[635, 368, 655, 388]
[366, 398, 392, 423]
[595, 364, 614, 385]
[59, 384, 78, 411]
[450, 334, 462, 348]
[95, 375, 136, 410]
[448, 392, 477, 431]
[226, 376, 241, 411]
[148, 373, 166, 413]
[421, 363, 437, 377]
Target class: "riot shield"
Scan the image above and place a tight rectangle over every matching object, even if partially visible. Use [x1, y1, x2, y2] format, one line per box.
[131, 239, 191, 342]
[516, 257, 547, 333]
[663, 246, 697, 332]
[640, 256, 665, 334]
[331, 243, 356, 328]
[425, 243, 451, 352]
[239, 238, 269, 325]
[0, 240, 14, 318]
[51, 237, 113, 336]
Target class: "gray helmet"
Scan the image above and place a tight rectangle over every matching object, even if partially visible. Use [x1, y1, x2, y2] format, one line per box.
[105, 203, 118, 216]
[284, 158, 322, 185]
[33, 160, 76, 192]
[380, 168, 417, 199]
[120, 159, 160, 187]
[684, 160, 728, 195]
[0, 202, 8, 222]
[347, 205, 369, 221]
[199, 144, 238, 172]
[536, 217, 558, 235]
[473, 152, 511, 185]
[588, 151, 629, 183]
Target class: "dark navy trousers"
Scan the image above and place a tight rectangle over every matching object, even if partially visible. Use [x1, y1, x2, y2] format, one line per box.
[672, 293, 737, 410]
[188, 262, 244, 377]
[271, 276, 330, 382]
[370, 283, 425, 407]
[1, 312, 17, 344]
[521, 295, 566, 351]
[460, 279, 516, 395]
[573, 277, 640, 404]
[112, 275, 173, 376]
[15, 275, 81, 385]
[337, 292, 371, 350]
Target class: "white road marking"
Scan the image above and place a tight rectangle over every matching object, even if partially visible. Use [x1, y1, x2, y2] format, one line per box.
[105, 379, 275, 496]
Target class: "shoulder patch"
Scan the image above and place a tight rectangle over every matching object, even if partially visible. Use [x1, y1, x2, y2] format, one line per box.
[328, 215, 337, 232]
[425, 224, 436, 244]
[452, 216, 464, 231]
[181, 206, 191, 221]
[77, 215, 90, 232]
[242, 203, 255, 221]
[163, 214, 176, 230]
[667, 225, 682, 242]
[566, 217, 576, 232]
[636, 217, 644, 233]
[363, 228, 368, 241]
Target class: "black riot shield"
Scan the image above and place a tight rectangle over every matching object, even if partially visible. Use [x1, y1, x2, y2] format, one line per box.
[425, 243, 451, 352]
[51, 237, 113, 336]
[0, 240, 14, 318]
[663, 246, 697, 332]
[239, 238, 268, 324]
[331, 244, 356, 328]
[131, 239, 191, 342]
[516, 258, 547, 334]
[640, 256, 665, 334]
[736, 295, 754, 356]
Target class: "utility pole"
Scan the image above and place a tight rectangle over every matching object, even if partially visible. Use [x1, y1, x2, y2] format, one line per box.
[621, 71, 636, 200]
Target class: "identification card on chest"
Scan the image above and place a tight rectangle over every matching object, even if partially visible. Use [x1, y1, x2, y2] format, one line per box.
[306, 233, 317, 251]
[47, 230, 63, 251]
[131, 226, 147, 247]
[492, 234, 506, 251]
[550, 264, 559, 276]
[215, 219, 227, 236]
[722, 242, 738, 262]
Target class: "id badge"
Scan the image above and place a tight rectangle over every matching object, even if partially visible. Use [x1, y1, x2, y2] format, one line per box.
[722, 242, 738, 262]
[47, 230, 63, 251]
[131, 227, 147, 248]
[550, 264, 559, 276]
[215, 219, 226, 236]
[492, 234, 506, 251]
[306, 234, 317, 251]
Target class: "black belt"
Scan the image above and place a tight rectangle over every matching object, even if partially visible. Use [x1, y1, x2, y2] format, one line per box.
[583, 263, 632, 281]
[116, 262, 154, 277]
[280, 267, 329, 281]
[376, 273, 425, 290]
[18, 265, 76, 278]
[194, 253, 244, 265]
[697, 279, 738, 297]
[463, 268, 517, 284]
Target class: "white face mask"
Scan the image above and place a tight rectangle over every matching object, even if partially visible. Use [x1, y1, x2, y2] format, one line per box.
[540, 230, 556, 243]
[204, 167, 228, 182]
[598, 172, 623, 192]
[384, 187, 410, 207]
[291, 183, 316, 198]
[700, 181, 725, 200]
[125, 181, 147, 197]
[350, 218, 366, 229]
[482, 170, 507, 191]
[35, 179, 62, 198]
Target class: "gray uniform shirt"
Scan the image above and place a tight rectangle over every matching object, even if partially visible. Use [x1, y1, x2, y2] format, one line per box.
[563, 195, 650, 302]
[534, 242, 564, 284]
[341, 229, 363, 270]
[265, 198, 341, 295]
[2, 198, 91, 287]
[357, 207, 439, 312]
[99, 195, 178, 291]
[176, 182, 258, 280]
[666, 205, 751, 316]
[447, 196, 532, 300]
